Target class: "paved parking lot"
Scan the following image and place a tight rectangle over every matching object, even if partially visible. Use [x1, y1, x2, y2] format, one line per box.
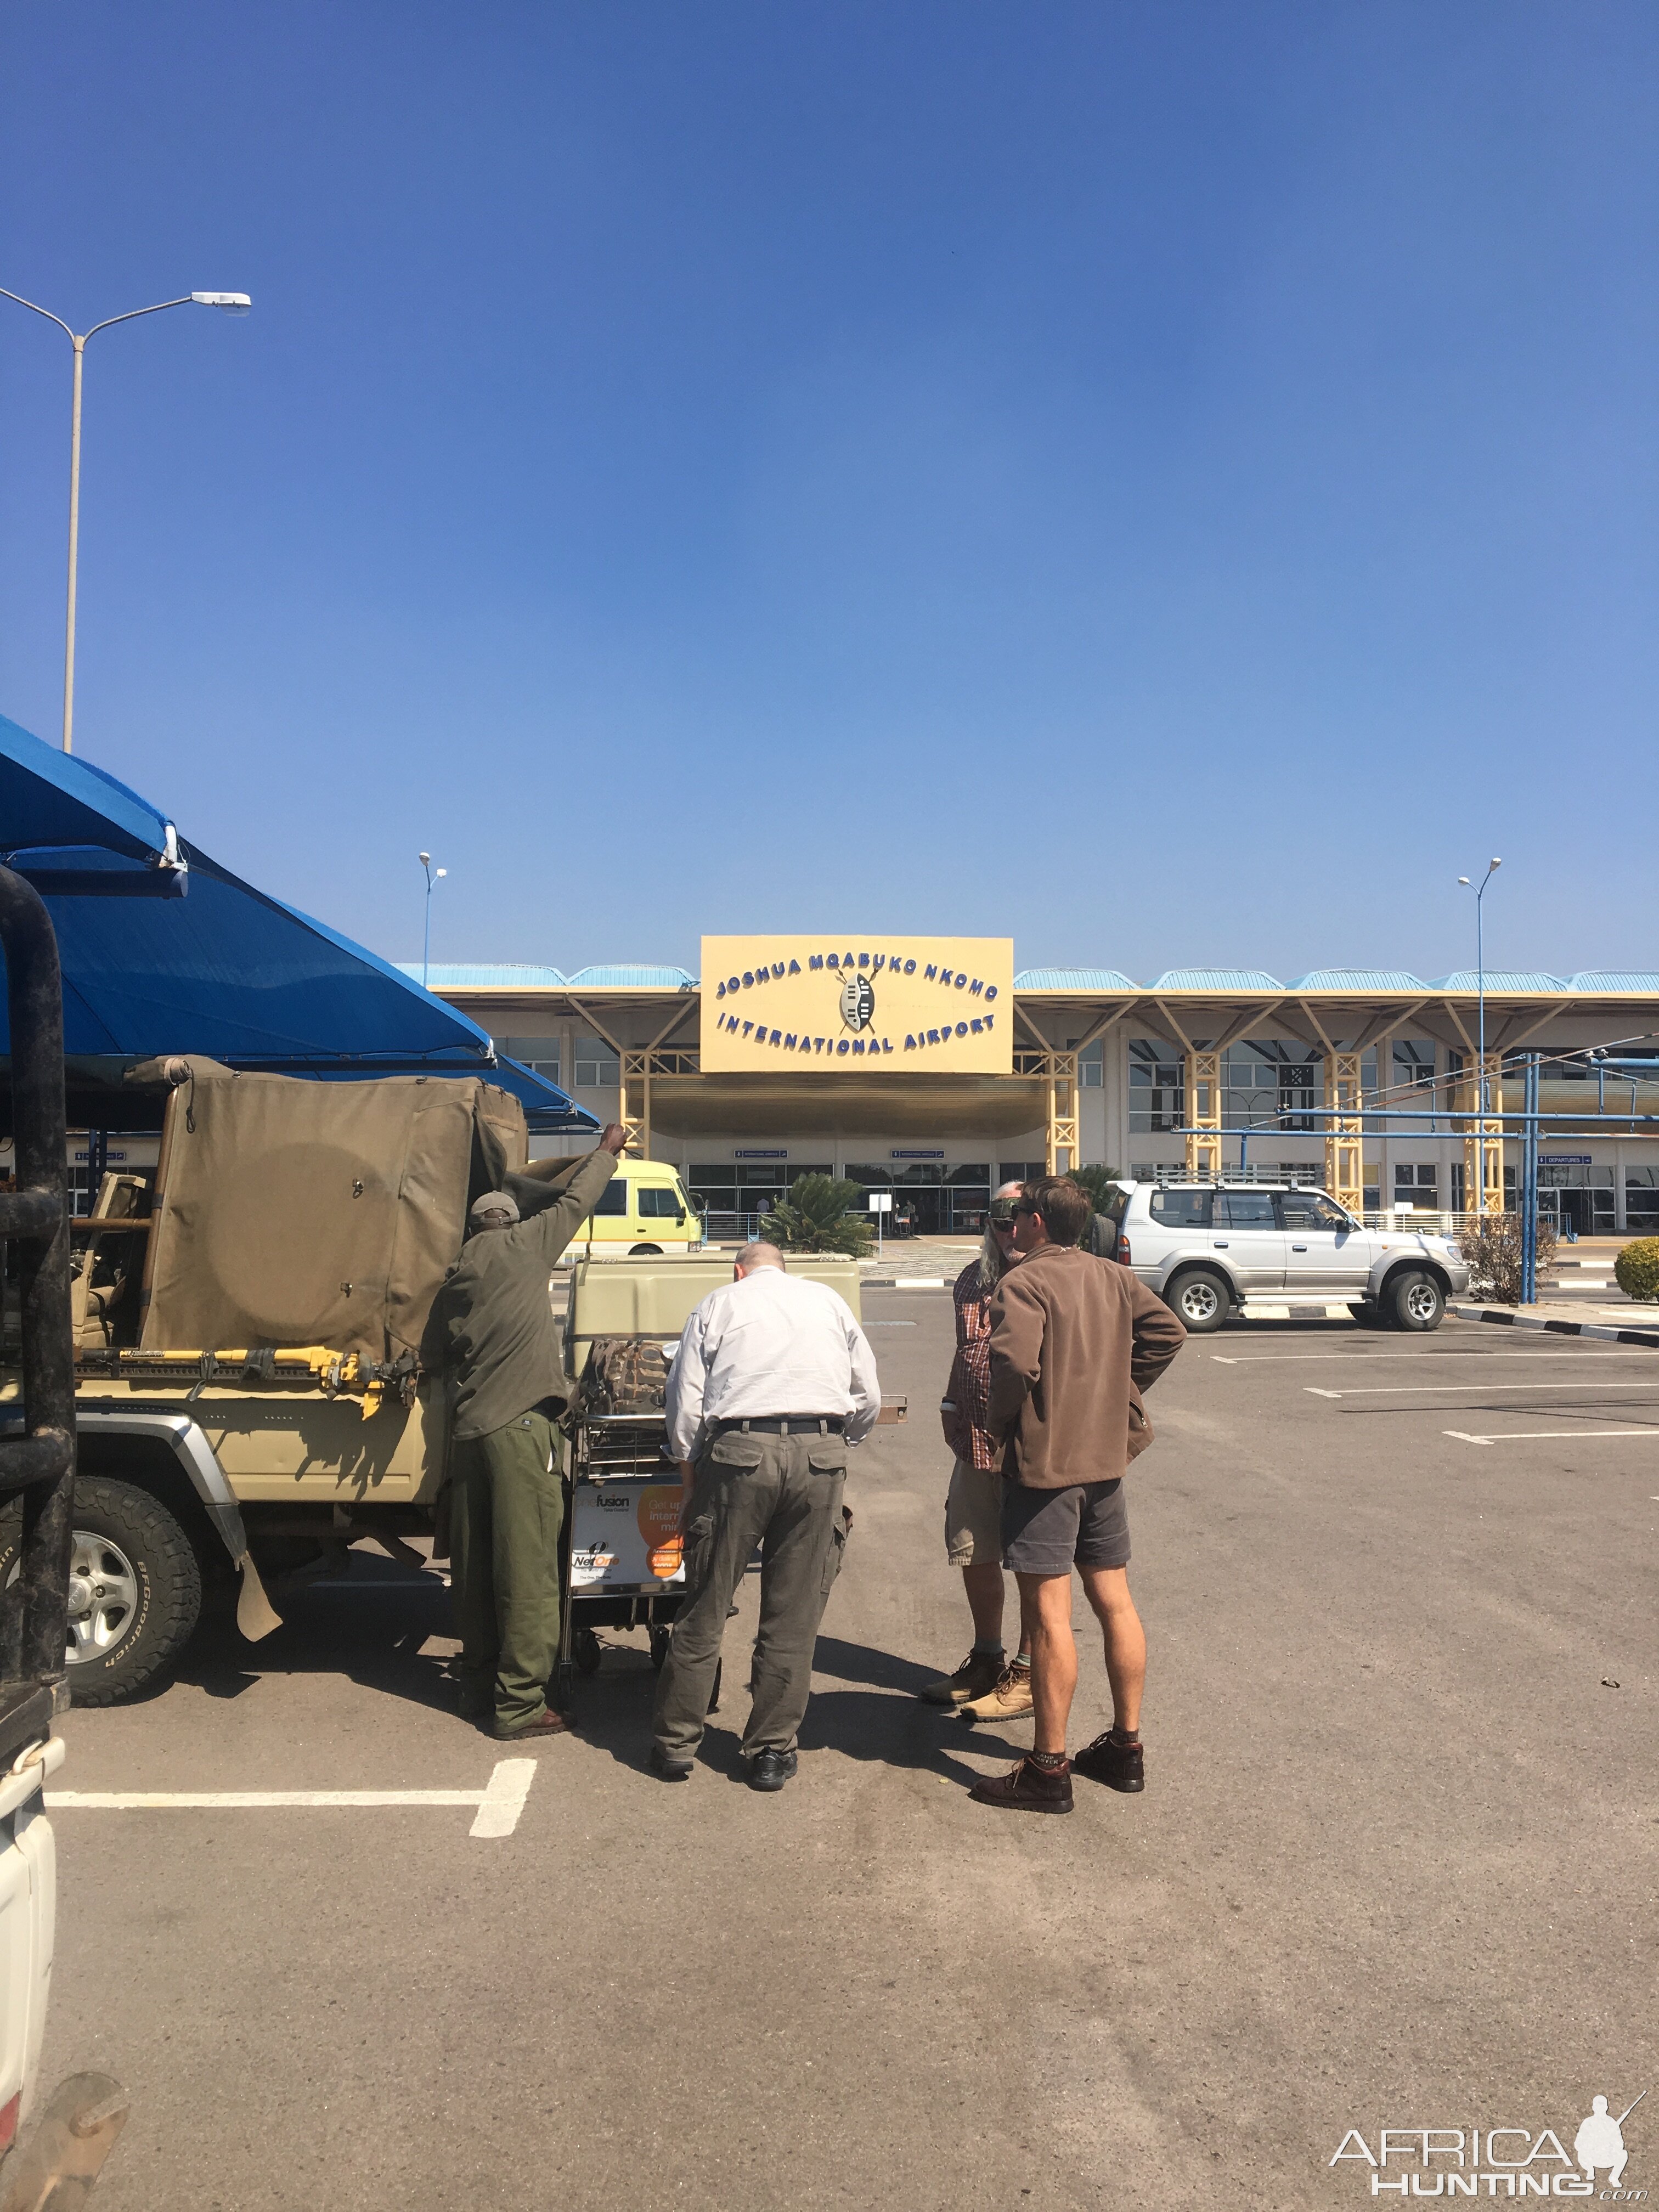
[35, 1293, 1658, 2210]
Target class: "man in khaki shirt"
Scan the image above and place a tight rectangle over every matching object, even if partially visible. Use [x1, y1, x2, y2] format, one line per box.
[973, 1175, 1186, 1815]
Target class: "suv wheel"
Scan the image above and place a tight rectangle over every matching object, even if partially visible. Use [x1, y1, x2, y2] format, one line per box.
[1165, 1267, 1231, 1333]
[1386, 1270, 1444, 1332]
[0, 1478, 204, 1706]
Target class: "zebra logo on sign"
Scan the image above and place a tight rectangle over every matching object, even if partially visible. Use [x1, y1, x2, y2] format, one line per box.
[839, 972, 875, 1033]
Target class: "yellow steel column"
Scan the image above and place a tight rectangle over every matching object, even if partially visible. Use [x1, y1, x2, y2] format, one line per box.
[1458, 1050, 1504, 1215]
[622, 1051, 647, 1158]
[1325, 1050, 1364, 1214]
[1480, 1049, 1504, 1214]
[1045, 1052, 1079, 1175]
[1185, 1051, 1221, 1180]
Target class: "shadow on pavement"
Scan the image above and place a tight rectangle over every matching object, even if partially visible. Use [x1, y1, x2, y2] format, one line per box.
[154, 1564, 460, 1716]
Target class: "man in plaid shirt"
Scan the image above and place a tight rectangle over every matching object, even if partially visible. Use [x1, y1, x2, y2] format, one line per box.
[918, 1183, 1035, 1721]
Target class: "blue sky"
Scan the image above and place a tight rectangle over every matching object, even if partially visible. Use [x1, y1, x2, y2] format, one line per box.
[2, 4, 1655, 982]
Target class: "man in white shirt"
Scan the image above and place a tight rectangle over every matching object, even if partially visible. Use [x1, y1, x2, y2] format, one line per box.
[651, 1242, 880, 1791]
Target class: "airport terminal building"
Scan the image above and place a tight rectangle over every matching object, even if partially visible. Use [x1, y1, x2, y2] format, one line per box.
[413, 937, 1659, 1238]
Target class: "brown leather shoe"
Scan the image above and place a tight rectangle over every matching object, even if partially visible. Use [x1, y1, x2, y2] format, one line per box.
[919, 1650, 1005, 1706]
[969, 1756, 1074, 1814]
[1073, 1730, 1144, 1792]
[492, 1708, 576, 1741]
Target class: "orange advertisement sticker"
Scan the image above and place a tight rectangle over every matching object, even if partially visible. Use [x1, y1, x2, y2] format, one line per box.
[637, 1486, 684, 1578]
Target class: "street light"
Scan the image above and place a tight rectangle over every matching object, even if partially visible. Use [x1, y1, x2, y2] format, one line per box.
[0, 285, 252, 754]
[419, 853, 447, 988]
[1456, 859, 1503, 1112]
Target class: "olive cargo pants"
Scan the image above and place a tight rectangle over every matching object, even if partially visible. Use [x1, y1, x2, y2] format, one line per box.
[450, 1408, 563, 1730]
[653, 1425, 849, 1762]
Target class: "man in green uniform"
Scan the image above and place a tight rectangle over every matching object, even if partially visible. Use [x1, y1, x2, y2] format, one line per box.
[433, 1122, 628, 1739]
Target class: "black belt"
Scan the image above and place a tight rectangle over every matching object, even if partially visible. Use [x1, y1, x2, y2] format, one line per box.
[713, 1416, 844, 1437]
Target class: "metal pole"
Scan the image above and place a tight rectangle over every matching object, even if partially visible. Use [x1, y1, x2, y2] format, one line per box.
[1476, 880, 1486, 1113]
[63, 338, 85, 754]
[422, 876, 432, 989]
[1521, 1053, 1539, 1305]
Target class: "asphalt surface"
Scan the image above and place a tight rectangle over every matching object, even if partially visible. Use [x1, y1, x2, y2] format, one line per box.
[38, 1291, 1659, 2210]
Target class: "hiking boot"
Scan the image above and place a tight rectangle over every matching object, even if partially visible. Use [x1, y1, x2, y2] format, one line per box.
[492, 1708, 577, 1741]
[919, 1650, 1005, 1707]
[960, 1663, 1035, 1724]
[1072, 1730, 1144, 1793]
[969, 1756, 1073, 1814]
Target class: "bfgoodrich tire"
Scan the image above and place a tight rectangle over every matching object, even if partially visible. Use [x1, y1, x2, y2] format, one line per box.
[1386, 1270, 1445, 1333]
[0, 1477, 204, 1706]
[1164, 1268, 1231, 1334]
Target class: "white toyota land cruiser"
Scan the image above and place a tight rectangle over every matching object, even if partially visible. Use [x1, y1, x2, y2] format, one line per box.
[1097, 1179, 1469, 1333]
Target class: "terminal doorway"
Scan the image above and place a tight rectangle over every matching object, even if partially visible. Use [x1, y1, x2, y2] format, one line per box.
[844, 1164, 990, 1235]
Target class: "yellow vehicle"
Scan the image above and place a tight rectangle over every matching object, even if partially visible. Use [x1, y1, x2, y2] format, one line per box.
[577, 1158, 702, 1254]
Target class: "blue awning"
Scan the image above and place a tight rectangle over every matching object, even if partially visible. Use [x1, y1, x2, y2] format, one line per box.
[0, 713, 595, 1135]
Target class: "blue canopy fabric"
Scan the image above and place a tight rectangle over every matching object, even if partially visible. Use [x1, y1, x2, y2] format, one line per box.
[0, 712, 595, 1134]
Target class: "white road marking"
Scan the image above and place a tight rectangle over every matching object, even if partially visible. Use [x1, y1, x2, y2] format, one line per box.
[1306, 1380, 1659, 1399]
[48, 1758, 539, 1841]
[1444, 1428, 1659, 1446]
[1212, 1349, 1651, 1365]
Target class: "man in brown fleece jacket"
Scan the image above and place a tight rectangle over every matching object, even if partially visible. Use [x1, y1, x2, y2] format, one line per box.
[971, 1175, 1186, 1815]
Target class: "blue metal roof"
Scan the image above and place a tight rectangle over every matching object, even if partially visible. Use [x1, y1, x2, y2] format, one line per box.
[0, 712, 594, 1132]
[398, 962, 569, 989]
[1149, 968, 1284, 992]
[565, 964, 697, 989]
[1286, 969, 1430, 992]
[1564, 972, 1659, 993]
[1430, 972, 1570, 993]
[1014, 968, 1138, 991]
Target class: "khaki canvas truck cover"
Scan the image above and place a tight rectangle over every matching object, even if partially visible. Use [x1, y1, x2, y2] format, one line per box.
[139, 1066, 534, 1360]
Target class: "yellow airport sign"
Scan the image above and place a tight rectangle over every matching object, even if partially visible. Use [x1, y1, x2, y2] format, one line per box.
[700, 936, 1014, 1074]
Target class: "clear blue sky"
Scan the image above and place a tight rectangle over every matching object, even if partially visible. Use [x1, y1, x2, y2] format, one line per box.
[2, 4, 1655, 982]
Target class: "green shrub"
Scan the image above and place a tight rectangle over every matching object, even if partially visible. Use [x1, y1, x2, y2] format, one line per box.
[759, 1174, 873, 1258]
[1068, 1164, 1124, 1212]
[1614, 1237, 1659, 1302]
[1458, 1212, 1556, 1305]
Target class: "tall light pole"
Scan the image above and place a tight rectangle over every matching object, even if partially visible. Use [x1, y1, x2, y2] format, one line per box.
[0, 286, 251, 754]
[419, 853, 447, 988]
[1457, 859, 1503, 1110]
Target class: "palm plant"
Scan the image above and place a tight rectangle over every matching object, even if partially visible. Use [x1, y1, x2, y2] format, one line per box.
[759, 1173, 873, 1257]
[1068, 1163, 1123, 1211]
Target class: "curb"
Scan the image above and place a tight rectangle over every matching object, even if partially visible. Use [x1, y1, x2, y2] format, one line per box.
[1448, 1301, 1659, 1348]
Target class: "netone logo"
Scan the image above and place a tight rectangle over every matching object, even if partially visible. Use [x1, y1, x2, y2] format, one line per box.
[1331, 2090, 1647, 2198]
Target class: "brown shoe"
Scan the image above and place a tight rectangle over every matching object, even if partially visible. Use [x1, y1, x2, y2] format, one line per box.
[492, 1708, 577, 1741]
[919, 1650, 1005, 1707]
[960, 1663, 1035, 1724]
[969, 1756, 1074, 1814]
[1073, 1730, 1144, 1793]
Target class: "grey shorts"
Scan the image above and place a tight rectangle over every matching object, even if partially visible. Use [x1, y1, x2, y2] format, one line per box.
[1000, 1478, 1130, 1578]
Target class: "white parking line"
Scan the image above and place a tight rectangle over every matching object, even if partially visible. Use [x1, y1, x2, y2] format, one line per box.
[1444, 1428, 1659, 1447]
[1306, 1381, 1659, 1399]
[1213, 1350, 1651, 1366]
[47, 1757, 539, 1841]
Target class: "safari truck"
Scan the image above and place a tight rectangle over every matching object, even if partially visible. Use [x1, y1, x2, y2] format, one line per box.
[0, 862, 128, 2204]
[3, 1058, 865, 1707]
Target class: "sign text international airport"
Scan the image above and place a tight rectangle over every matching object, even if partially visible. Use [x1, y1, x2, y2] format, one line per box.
[699, 936, 1014, 1074]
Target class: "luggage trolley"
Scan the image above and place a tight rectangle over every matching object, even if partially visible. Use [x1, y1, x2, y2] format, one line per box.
[554, 1392, 720, 1712]
[552, 1251, 872, 1712]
